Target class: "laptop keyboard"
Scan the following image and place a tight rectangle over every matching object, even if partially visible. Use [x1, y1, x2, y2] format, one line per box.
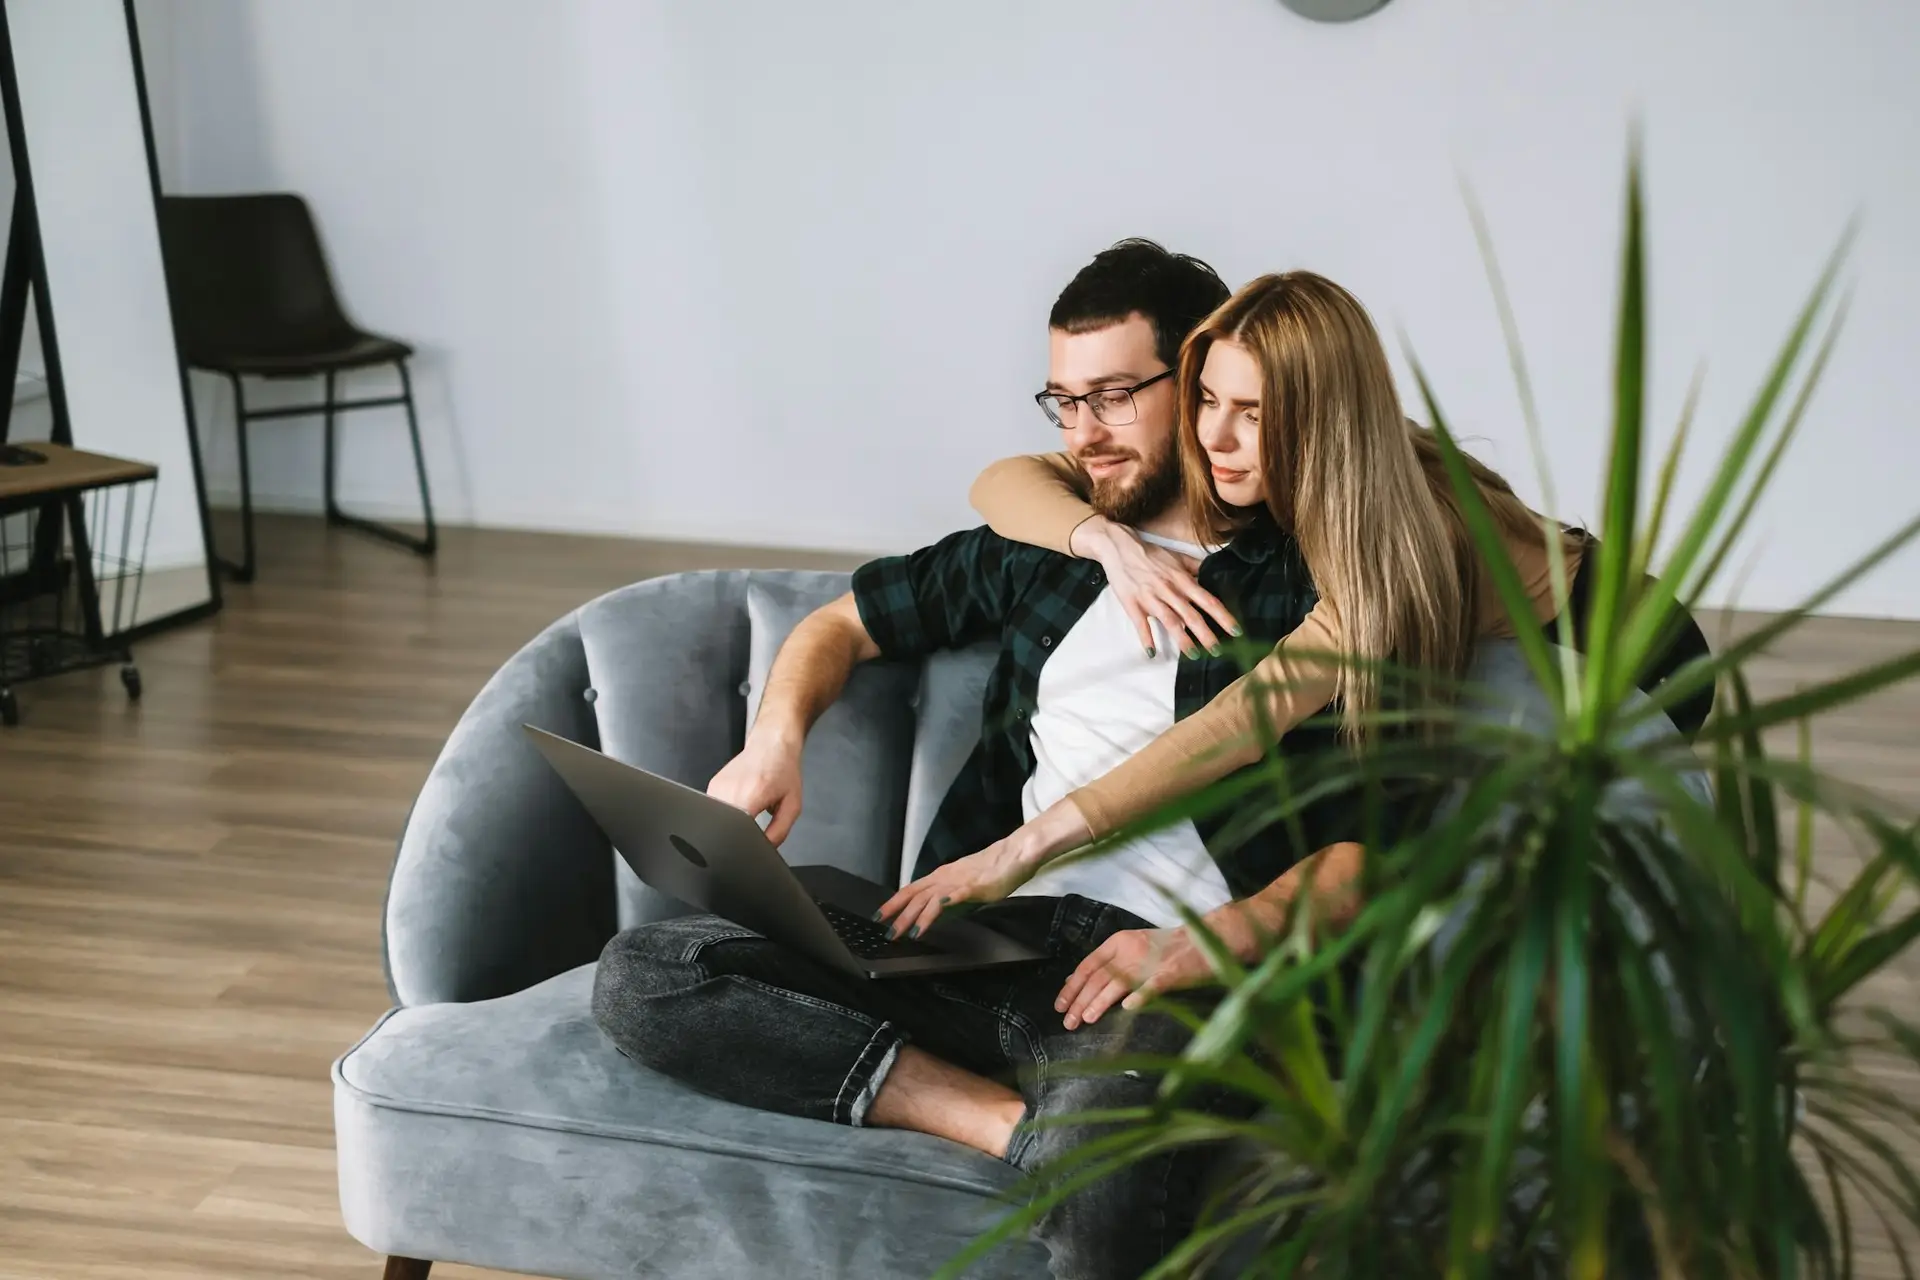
[816, 901, 941, 960]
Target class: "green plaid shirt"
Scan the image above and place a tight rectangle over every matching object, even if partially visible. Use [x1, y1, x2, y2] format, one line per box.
[851, 513, 1351, 900]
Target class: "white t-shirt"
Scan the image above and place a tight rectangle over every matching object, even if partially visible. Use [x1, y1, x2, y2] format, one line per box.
[1009, 531, 1233, 929]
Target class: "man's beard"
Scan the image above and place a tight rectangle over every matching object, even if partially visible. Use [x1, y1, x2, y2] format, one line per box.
[1083, 438, 1183, 527]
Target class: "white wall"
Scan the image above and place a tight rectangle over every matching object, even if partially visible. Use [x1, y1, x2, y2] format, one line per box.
[169, 0, 1920, 617]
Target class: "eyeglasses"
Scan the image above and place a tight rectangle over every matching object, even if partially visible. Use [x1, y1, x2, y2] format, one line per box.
[1034, 368, 1173, 428]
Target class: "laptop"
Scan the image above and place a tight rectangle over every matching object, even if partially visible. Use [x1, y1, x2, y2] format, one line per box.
[522, 725, 1047, 978]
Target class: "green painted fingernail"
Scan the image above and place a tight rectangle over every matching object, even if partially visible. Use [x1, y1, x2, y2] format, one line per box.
[1229, 624, 1243, 636]
[1182, 647, 1199, 660]
[908, 925, 921, 939]
[1145, 645, 1156, 658]
[1208, 644, 1223, 657]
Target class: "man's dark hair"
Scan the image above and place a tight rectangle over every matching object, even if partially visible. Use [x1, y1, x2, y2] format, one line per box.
[1048, 238, 1231, 369]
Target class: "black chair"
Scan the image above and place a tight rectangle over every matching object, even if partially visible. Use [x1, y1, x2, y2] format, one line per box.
[157, 193, 436, 583]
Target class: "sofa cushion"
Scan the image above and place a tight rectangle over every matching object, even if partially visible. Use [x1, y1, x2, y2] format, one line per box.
[744, 573, 918, 889]
[335, 964, 1052, 1279]
[901, 644, 998, 885]
[1454, 639, 1711, 809]
[573, 571, 754, 930]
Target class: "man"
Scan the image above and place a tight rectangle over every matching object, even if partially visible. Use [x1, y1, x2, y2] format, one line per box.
[591, 240, 1360, 1279]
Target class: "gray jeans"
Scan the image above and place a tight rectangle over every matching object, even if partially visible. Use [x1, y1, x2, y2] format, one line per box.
[591, 893, 1252, 1280]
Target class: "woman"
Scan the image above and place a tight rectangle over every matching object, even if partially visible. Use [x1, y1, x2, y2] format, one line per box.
[878, 271, 1711, 993]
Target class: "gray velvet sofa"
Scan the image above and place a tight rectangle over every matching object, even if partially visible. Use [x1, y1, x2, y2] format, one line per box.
[332, 567, 1701, 1280]
[335, 568, 1059, 1280]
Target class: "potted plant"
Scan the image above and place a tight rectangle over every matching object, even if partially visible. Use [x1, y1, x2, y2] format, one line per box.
[943, 143, 1920, 1279]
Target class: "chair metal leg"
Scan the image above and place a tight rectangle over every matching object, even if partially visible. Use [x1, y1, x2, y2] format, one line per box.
[321, 368, 340, 521]
[216, 372, 258, 584]
[401, 360, 438, 555]
[324, 359, 436, 556]
[381, 1258, 431, 1280]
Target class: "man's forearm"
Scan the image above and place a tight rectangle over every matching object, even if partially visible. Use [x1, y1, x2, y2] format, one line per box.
[750, 593, 882, 749]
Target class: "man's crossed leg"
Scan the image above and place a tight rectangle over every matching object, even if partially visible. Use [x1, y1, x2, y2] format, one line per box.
[593, 894, 1253, 1279]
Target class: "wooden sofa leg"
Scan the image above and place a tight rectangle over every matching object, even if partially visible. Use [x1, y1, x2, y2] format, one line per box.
[382, 1259, 431, 1280]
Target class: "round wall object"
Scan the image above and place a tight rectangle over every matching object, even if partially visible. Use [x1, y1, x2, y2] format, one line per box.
[1281, 0, 1395, 21]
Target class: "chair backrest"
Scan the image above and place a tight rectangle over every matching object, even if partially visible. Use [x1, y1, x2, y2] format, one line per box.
[562, 569, 1707, 934]
[570, 569, 996, 931]
[157, 193, 357, 362]
[384, 568, 1720, 1007]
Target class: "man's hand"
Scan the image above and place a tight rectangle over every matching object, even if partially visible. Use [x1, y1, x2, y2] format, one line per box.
[1070, 515, 1240, 658]
[710, 591, 880, 845]
[707, 731, 805, 845]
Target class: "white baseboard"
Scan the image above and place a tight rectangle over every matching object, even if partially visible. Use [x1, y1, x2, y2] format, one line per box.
[203, 488, 888, 559]
[206, 488, 426, 522]
[200, 489, 1917, 620]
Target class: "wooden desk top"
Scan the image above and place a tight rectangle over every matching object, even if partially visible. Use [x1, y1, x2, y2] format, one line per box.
[0, 442, 158, 502]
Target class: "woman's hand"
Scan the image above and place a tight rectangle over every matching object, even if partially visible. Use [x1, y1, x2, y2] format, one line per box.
[877, 801, 1093, 940]
[1070, 515, 1241, 658]
[1054, 900, 1275, 1030]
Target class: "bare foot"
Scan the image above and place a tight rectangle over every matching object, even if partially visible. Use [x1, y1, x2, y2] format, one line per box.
[867, 1045, 1027, 1158]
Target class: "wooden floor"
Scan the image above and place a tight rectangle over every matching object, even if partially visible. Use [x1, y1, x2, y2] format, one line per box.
[0, 514, 862, 1280]
[0, 512, 1914, 1278]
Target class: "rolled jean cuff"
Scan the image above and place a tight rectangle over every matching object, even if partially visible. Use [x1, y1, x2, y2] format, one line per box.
[839, 1022, 906, 1127]
[1002, 1098, 1042, 1169]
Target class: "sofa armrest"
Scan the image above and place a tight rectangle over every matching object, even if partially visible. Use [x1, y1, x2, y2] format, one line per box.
[383, 612, 615, 1006]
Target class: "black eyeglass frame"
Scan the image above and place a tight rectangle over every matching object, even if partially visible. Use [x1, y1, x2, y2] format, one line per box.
[1033, 368, 1174, 428]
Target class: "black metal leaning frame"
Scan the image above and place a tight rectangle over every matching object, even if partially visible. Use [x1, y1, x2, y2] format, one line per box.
[0, 0, 224, 641]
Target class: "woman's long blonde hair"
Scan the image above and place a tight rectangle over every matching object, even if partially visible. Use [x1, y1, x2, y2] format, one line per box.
[1176, 271, 1551, 743]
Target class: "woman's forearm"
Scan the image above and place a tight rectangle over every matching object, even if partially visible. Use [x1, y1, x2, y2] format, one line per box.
[1014, 817, 1365, 965]
[968, 452, 1094, 555]
[1069, 606, 1346, 837]
[1189, 841, 1366, 965]
[1242, 841, 1365, 938]
[1001, 797, 1097, 873]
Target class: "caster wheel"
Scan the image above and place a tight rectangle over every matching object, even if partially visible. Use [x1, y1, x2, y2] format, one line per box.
[0, 688, 17, 727]
[120, 664, 142, 701]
